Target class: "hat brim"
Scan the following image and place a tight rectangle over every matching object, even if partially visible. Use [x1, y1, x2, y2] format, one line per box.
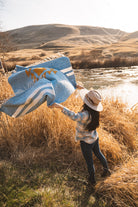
[79, 89, 103, 112]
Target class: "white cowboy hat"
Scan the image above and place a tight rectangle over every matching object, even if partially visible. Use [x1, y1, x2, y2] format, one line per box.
[79, 89, 103, 111]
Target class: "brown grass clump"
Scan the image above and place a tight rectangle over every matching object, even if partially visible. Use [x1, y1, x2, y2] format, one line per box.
[0, 74, 13, 101]
[98, 128, 125, 165]
[101, 99, 137, 150]
[95, 154, 138, 207]
[0, 92, 80, 162]
[0, 74, 137, 162]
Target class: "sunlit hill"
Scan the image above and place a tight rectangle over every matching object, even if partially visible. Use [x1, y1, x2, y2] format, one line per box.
[0, 24, 138, 70]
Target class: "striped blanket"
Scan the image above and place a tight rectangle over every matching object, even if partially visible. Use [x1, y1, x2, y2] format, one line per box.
[0, 56, 76, 117]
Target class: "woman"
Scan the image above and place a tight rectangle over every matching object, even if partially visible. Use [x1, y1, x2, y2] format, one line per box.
[49, 87, 111, 185]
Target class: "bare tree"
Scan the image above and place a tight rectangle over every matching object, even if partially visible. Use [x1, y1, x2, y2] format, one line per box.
[0, 32, 14, 56]
[0, 0, 4, 28]
[0, 0, 5, 73]
[0, 0, 15, 73]
[0, 31, 16, 72]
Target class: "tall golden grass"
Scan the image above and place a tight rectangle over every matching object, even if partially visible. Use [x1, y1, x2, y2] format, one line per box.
[0, 74, 137, 206]
[95, 153, 138, 207]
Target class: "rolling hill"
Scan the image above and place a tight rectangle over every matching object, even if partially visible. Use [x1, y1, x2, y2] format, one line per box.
[121, 31, 138, 41]
[0, 24, 138, 70]
[6, 24, 127, 50]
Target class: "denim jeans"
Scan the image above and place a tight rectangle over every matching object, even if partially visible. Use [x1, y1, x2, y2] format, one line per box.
[80, 138, 108, 176]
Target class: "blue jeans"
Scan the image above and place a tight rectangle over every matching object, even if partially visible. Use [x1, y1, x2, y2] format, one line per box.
[80, 138, 108, 176]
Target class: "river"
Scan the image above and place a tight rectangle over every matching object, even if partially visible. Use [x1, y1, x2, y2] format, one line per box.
[74, 66, 138, 108]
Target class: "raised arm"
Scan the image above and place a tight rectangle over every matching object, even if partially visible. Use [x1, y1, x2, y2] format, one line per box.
[49, 103, 89, 122]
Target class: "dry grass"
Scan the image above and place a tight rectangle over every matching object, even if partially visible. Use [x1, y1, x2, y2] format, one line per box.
[95, 153, 138, 207]
[0, 74, 13, 100]
[101, 99, 137, 150]
[1, 36, 138, 72]
[0, 74, 137, 206]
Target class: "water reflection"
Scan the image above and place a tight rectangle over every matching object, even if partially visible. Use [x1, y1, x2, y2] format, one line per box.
[99, 83, 138, 108]
[74, 66, 138, 107]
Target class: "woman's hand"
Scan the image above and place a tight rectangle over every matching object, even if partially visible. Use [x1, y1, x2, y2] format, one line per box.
[76, 84, 84, 89]
[48, 103, 64, 110]
[48, 103, 57, 108]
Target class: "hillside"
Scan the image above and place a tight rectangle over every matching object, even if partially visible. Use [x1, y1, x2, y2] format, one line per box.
[121, 31, 138, 41]
[0, 24, 138, 71]
[6, 24, 126, 50]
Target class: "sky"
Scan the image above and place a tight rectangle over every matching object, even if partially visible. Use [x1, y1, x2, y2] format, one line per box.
[0, 0, 138, 32]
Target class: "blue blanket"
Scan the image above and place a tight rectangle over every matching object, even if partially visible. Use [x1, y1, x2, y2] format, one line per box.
[0, 56, 76, 117]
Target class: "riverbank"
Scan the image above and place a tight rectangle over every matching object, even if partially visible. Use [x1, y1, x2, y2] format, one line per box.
[71, 56, 138, 69]
[1, 56, 138, 73]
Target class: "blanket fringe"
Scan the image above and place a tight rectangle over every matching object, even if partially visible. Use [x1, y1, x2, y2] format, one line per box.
[27, 52, 65, 67]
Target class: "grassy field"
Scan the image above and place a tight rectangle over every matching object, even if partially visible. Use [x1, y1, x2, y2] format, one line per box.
[1, 35, 138, 72]
[0, 73, 137, 207]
